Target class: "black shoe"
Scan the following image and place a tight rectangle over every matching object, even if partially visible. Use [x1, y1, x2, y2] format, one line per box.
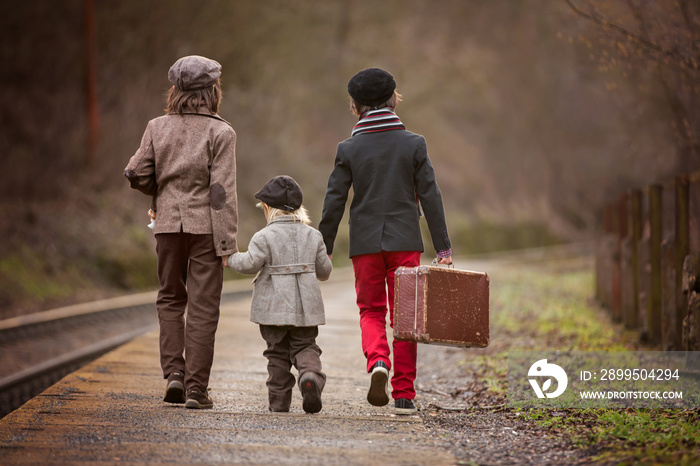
[300, 374, 322, 414]
[163, 371, 185, 404]
[367, 361, 389, 407]
[185, 387, 213, 409]
[394, 398, 417, 415]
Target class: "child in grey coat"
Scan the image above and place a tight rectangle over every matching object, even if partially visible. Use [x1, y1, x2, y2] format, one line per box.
[224, 176, 332, 413]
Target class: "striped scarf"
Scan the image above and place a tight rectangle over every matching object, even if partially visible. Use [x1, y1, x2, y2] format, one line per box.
[351, 108, 406, 137]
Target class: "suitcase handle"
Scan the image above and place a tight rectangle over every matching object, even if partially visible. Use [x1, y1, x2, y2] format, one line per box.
[431, 258, 455, 268]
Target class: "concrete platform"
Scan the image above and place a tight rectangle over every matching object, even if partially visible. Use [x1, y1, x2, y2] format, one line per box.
[0, 273, 456, 465]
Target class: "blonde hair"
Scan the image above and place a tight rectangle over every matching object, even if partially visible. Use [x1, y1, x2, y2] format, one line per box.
[257, 202, 311, 225]
[350, 90, 402, 116]
[165, 78, 222, 115]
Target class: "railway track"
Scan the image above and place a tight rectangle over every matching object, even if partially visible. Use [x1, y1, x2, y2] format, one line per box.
[0, 281, 252, 419]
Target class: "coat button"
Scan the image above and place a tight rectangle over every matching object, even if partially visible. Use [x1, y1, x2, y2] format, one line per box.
[222, 240, 227, 244]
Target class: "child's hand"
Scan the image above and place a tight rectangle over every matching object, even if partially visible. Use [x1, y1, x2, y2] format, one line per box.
[221, 255, 230, 267]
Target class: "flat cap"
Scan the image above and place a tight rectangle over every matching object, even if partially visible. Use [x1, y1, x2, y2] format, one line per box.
[255, 175, 303, 212]
[168, 55, 221, 91]
[347, 68, 396, 107]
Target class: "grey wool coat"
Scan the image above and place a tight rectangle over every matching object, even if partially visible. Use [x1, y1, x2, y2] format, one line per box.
[124, 107, 238, 256]
[227, 216, 333, 327]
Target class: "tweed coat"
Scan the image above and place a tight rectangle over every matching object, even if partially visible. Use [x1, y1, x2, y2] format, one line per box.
[124, 107, 238, 256]
[227, 216, 332, 327]
[319, 128, 451, 257]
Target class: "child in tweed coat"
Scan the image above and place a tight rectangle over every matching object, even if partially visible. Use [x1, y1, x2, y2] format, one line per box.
[125, 55, 237, 410]
[224, 176, 332, 413]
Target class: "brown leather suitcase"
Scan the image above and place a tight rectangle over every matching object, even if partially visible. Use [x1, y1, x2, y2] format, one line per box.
[393, 265, 489, 347]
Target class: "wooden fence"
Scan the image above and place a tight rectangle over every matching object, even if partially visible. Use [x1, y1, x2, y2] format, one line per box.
[595, 171, 700, 350]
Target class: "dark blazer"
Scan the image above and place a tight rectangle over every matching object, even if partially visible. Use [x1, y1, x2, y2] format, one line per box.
[319, 129, 451, 257]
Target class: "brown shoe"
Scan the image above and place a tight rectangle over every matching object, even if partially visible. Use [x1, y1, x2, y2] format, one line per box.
[300, 374, 322, 414]
[163, 371, 185, 404]
[185, 388, 213, 409]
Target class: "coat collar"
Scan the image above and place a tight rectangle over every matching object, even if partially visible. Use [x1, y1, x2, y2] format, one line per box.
[175, 106, 231, 126]
[181, 106, 215, 116]
[267, 216, 298, 226]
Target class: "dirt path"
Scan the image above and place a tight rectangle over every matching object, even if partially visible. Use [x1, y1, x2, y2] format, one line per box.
[0, 258, 595, 465]
[1, 271, 453, 465]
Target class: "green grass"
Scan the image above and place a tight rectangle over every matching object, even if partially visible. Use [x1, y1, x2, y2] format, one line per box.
[0, 225, 161, 317]
[490, 262, 640, 350]
[518, 407, 700, 464]
[0, 245, 75, 302]
[445, 218, 563, 255]
[475, 257, 700, 464]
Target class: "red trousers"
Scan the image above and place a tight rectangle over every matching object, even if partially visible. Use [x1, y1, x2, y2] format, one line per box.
[352, 250, 420, 400]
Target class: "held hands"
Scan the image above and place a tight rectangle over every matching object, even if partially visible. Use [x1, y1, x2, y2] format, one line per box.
[221, 255, 230, 268]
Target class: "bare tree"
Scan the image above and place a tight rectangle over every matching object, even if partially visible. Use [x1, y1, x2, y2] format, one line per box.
[565, 0, 700, 172]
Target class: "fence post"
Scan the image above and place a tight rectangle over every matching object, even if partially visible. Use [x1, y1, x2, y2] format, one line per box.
[611, 194, 625, 322]
[622, 190, 642, 330]
[690, 173, 700, 254]
[596, 204, 614, 310]
[684, 173, 700, 351]
[676, 175, 689, 348]
[648, 185, 662, 344]
[603, 203, 616, 311]
[616, 193, 629, 323]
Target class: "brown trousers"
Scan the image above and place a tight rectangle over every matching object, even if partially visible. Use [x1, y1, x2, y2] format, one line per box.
[155, 232, 223, 392]
[259, 325, 326, 411]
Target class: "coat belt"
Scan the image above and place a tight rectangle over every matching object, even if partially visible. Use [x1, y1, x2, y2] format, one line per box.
[267, 263, 316, 274]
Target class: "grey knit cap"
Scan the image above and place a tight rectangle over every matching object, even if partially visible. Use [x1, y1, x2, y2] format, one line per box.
[168, 55, 221, 91]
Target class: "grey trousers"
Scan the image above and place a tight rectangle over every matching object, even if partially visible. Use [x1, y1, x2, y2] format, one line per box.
[155, 232, 223, 392]
[259, 325, 326, 411]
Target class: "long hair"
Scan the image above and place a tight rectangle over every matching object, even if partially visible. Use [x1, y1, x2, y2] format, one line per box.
[166, 78, 222, 115]
[257, 202, 311, 225]
[350, 90, 402, 116]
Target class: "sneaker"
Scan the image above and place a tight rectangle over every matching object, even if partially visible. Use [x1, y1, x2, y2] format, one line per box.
[367, 361, 389, 407]
[185, 388, 213, 409]
[300, 374, 322, 414]
[163, 371, 185, 404]
[394, 398, 418, 415]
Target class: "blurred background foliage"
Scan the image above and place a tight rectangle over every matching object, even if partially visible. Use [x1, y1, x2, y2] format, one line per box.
[0, 0, 698, 316]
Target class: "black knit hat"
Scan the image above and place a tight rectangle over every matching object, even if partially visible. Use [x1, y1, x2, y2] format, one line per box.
[347, 68, 396, 107]
[254, 175, 303, 212]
